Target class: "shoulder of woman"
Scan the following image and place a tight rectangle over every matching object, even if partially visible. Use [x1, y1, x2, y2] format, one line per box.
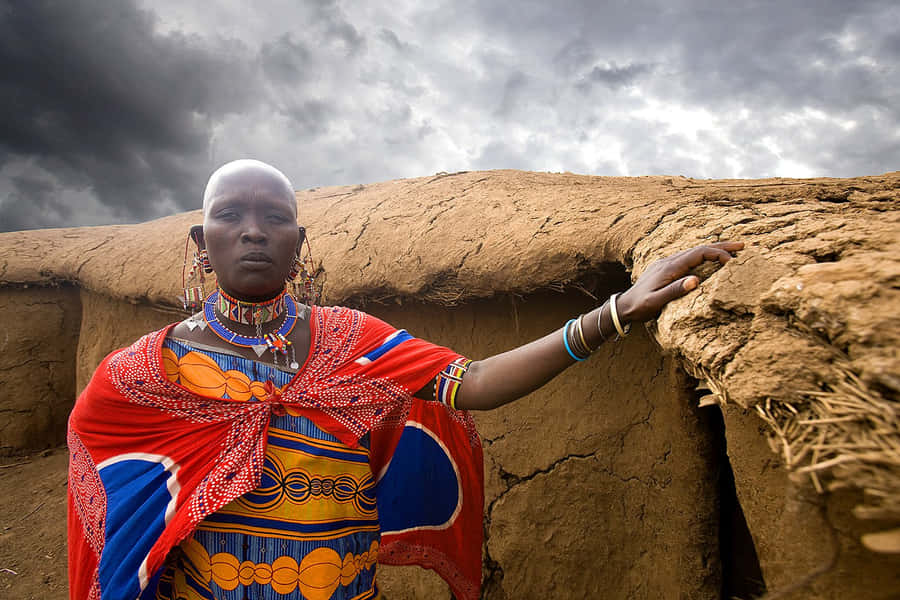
[315, 304, 371, 323]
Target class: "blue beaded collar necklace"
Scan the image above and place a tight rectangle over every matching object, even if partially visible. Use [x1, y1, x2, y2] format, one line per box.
[203, 289, 300, 369]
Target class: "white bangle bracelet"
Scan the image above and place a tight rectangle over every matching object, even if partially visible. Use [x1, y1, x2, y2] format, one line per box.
[609, 293, 631, 338]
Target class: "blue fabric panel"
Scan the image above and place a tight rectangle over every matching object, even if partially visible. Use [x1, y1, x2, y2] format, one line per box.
[99, 458, 174, 599]
[376, 425, 459, 532]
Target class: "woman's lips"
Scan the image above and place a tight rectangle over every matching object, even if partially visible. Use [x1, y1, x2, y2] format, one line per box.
[239, 252, 273, 267]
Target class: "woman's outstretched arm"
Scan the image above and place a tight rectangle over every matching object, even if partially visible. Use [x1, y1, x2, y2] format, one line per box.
[453, 241, 743, 411]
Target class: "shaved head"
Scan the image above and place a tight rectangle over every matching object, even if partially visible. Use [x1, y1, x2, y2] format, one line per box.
[202, 159, 296, 218]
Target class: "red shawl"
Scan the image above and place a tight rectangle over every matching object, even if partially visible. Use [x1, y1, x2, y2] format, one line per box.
[68, 305, 484, 600]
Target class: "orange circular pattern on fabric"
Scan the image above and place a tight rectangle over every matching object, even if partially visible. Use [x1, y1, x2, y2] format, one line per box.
[210, 552, 240, 591]
[161, 347, 180, 382]
[253, 562, 273, 584]
[271, 556, 300, 594]
[297, 547, 342, 600]
[250, 380, 269, 400]
[224, 369, 252, 401]
[181, 537, 212, 582]
[177, 351, 227, 397]
[185, 544, 376, 596]
[238, 560, 255, 585]
[340, 552, 356, 585]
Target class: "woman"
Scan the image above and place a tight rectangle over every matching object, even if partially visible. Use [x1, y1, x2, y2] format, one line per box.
[67, 160, 742, 600]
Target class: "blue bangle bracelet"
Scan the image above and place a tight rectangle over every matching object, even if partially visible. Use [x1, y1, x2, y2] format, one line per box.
[563, 319, 587, 361]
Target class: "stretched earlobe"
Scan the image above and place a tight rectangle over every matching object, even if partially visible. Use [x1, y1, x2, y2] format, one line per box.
[287, 227, 324, 305]
[187, 225, 212, 274]
[189, 224, 205, 248]
[297, 226, 306, 250]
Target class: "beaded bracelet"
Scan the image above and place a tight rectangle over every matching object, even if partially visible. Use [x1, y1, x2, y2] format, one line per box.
[435, 358, 473, 409]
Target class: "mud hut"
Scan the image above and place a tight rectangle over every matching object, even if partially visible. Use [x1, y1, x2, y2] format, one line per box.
[1, 170, 898, 598]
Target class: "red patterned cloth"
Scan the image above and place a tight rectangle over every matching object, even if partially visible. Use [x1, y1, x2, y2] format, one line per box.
[68, 305, 484, 600]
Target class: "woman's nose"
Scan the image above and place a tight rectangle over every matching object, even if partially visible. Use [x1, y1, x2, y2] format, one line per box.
[240, 217, 267, 242]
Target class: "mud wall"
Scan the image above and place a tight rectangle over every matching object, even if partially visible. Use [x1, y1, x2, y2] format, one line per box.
[74, 290, 181, 393]
[0, 286, 181, 455]
[0, 286, 80, 455]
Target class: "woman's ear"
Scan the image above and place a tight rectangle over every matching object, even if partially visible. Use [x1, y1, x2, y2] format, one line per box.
[189, 224, 205, 248]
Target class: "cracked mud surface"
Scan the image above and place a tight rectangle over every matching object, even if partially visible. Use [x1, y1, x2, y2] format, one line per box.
[0, 287, 81, 455]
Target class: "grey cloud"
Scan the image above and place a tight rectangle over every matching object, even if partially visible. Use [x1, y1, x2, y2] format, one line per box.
[0, 0, 257, 231]
[472, 139, 538, 172]
[379, 28, 410, 54]
[495, 71, 529, 117]
[302, 0, 366, 56]
[261, 34, 314, 84]
[577, 62, 653, 91]
[0, 172, 70, 231]
[284, 100, 337, 138]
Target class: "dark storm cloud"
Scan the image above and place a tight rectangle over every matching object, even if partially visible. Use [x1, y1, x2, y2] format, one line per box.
[2, 0, 898, 231]
[0, 0, 257, 231]
[495, 71, 529, 117]
[0, 171, 70, 232]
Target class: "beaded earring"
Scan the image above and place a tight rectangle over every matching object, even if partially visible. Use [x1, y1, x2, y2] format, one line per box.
[288, 236, 325, 306]
[199, 247, 213, 273]
[181, 229, 207, 311]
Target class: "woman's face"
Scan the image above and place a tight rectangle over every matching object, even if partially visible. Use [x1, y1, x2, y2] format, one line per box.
[202, 170, 300, 301]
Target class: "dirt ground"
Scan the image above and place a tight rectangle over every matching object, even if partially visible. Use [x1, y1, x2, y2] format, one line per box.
[0, 447, 68, 599]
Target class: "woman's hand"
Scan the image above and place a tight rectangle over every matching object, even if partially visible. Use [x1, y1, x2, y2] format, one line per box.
[616, 241, 744, 324]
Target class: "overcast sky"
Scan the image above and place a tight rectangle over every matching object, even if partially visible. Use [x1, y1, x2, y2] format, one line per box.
[1, 0, 898, 231]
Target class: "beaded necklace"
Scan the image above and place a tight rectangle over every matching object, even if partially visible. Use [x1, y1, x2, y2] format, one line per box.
[203, 289, 300, 369]
[216, 287, 287, 325]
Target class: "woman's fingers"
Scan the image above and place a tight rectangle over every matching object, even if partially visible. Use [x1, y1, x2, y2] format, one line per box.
[620, 241, 743, 323]
[646, 276, 699, 312]
[714, 240, 745, 251]
[678, 243, 741, 270]
[682, 276, 699, 291]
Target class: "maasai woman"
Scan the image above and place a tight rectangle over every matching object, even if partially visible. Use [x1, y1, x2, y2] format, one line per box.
[67, 159, 742, 600]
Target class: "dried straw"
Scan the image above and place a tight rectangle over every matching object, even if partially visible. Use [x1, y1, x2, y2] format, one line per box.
[752, 364, 899, 535]
[693, 360, 900, 549]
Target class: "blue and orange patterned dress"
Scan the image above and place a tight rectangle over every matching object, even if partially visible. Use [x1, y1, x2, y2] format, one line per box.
[68, 306, 483, 600]
[153, 338, 383, 600]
